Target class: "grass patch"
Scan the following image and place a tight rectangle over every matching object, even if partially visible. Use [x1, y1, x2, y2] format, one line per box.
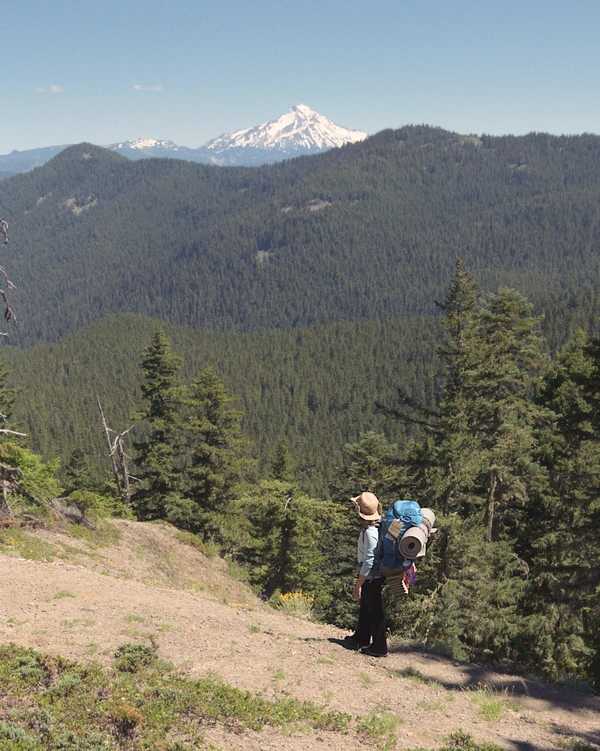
[0, 643, 351, 748]
[416, 699, 445, 711]
[228, 559, 250, 583]
[53, 590, 75, 599]
[271, 591, 315, 619]
[407, 731, 505, 751]
[558, 737, 597, 751]
[67, 519, 121, 548]
[0, 529, 57, 561]
[396, 665, 425, 683]
[124, 614, 145, 623]
[173, 529, 206, 553]
[358, 671, 374, 687]
[467, 684, 509, 722]
[439, 729, 504, 751]
[357, 709, 403, 750]
[248, 624, 261, 634]
[157, 621, 175, 632]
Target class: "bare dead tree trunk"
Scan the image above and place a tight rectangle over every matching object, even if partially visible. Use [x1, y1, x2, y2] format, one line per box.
[0, 218, 16, 335]
[0, 477, 12, 517]
[97, 396, 123, 497]
[115, 429, 133, 508]
[0, 464, 21, 517]
[97, 396, 136, 508]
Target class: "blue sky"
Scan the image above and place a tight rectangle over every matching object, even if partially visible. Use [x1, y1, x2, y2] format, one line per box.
[3, 0, 600, 153]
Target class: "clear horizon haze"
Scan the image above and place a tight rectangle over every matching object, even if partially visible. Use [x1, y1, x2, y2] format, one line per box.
[3, 0, 600, 154]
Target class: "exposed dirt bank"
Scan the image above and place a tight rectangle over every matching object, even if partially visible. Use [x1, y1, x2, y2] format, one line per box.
[0, 520, 598, 750]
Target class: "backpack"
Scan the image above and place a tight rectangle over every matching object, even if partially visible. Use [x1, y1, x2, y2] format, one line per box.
[378, 501, 436, 585]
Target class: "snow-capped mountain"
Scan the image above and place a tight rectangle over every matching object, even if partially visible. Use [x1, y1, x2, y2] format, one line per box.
[0, 106, 368, 174]
[109, 138, 180, 153]
[198, 104, 367, 165]
[106, 139, 204, 162]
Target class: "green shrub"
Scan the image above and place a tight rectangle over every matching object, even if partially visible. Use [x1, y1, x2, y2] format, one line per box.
[16, 655, 44, 683]
[45, 672, 82, 696]
[0, 720, 38, 745]
[114, 643, 156, 673]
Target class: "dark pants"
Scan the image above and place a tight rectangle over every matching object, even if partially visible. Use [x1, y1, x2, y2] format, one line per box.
[353, 577, 387, 654]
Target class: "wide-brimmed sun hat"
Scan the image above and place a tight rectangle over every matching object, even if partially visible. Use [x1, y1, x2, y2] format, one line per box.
[351, 492, 382, 521]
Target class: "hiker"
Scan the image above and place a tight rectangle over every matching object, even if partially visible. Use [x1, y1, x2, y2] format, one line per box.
[343, 491, 388, 657]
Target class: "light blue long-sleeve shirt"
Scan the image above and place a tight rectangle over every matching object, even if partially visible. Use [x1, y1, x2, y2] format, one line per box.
[357, 524, 382, 578]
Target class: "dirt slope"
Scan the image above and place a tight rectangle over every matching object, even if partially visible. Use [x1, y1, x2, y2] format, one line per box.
[0, 520, 598, 751]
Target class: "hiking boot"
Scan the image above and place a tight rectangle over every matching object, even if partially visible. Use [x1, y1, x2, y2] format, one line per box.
[342, 635, 362, 650]
[360, 646, 388, 657]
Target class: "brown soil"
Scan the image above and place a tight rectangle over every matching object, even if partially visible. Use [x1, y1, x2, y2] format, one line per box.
[0, 519, 598, 751]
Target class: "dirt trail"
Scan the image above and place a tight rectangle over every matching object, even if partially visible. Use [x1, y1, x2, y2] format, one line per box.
[0, 520, 598, 751]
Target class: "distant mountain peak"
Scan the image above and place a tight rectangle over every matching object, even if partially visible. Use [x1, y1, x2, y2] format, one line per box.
[109, 138, 180, 152]
[202, 105, 367, 163]
[0, 106, 368, 173]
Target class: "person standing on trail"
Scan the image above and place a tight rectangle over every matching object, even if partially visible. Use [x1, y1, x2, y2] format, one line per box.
[343, 492, 388, 657]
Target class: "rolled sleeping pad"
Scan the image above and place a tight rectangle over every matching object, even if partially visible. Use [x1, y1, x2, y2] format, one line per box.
[399, 525, 428, 558]
[398, 508, 436, 558]
[421, 508, 436, 532]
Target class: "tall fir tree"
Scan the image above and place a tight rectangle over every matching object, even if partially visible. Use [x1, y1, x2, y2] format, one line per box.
[270, 440, 297, 488]
[183, 366, 250, 537]
[0, 350, 18, 441]
[529, 330, 600, 683]
[62, 448, 102, 495]
[474, 288, 551, 543]
[382, 266, 552, 664]
[132, 327, 185, 522]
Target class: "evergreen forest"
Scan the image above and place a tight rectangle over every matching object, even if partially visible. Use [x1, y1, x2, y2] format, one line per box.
[0, 128, 599, 693]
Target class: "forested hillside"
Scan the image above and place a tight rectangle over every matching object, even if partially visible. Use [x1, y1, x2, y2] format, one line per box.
[4, 127, 600, 344]
[7, 278, 600, 495]
[5, 313, 438, 495]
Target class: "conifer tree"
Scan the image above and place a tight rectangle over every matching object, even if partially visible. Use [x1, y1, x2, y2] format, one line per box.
[530, 330, 600, 682]
[0, 352, 17, 437]
[474, 288, 551, 542]
[341, 431, 402, 501]
[271, 440, 297, 487]
[132, 327, 185, 521]
[183, 366, 249, 537]
[237, 480, 340, 612]
[423, 259, 483, 518]
[63, 448, 101, 495]
[381, 266, 552, 664]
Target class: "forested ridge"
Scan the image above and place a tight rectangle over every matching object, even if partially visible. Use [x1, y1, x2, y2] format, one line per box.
[3, 127, 600, 344]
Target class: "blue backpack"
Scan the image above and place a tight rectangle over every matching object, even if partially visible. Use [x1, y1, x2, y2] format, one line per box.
[378, 500, 423, 576]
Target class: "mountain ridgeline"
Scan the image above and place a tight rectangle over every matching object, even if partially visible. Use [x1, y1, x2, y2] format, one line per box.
[2, 126, 600, 346]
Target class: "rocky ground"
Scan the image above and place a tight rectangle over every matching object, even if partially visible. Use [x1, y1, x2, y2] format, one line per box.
[0, 519, 598, 751]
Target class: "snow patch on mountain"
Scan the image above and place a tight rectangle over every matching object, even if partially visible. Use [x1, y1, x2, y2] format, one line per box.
[109, 139, 180, 152]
